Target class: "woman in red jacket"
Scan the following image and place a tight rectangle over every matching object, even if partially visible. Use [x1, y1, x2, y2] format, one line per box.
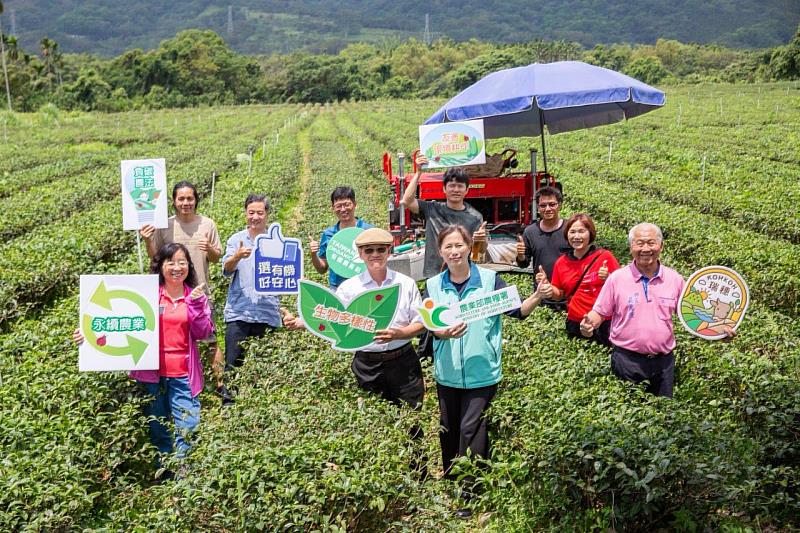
[538, 213, 619, 345]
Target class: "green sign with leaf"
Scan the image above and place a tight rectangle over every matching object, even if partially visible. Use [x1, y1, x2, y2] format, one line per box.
[297, 280, 400, 351]
[327, 226, 366, 279]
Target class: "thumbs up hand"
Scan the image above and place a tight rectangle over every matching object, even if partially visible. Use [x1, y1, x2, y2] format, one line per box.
[535, 265, 549, 285]
[189, 283, 206, 300]
[308, 235, 320, 255]
[473, 221, 487, 241]
[516, 235, 526, 258]
[235, 240, 253, 260]
[537, 274, 553, 299]
[198, 232, 211, 252]
[579, 314, 595, 337]
[598, 259, 609, 280]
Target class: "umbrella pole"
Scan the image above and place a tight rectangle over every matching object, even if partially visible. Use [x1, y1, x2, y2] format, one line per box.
[539, 108, 548, 175]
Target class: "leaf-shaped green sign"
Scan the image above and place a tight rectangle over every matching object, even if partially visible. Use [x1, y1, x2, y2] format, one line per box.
[298, 280, 400, 351]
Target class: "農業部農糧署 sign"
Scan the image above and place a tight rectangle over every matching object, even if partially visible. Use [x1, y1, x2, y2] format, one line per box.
[417, 285, 521, 331]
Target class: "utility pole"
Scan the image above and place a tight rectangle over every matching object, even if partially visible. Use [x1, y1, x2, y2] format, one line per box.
[227, 5, 233, 36]
[0, 3, 12, 111]
[423, 13, 431, 46]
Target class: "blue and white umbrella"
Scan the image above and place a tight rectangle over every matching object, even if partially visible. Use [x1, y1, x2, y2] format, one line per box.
[425, 61, 665, 170]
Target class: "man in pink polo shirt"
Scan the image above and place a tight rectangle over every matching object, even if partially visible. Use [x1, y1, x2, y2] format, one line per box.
[580, 222, 684, 397]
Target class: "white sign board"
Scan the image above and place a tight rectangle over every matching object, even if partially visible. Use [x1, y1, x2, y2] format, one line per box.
[418, 285, 521, 330]
[79, 275, 160, 371]
[419, 119, 486, 168]
[121, 158, 168, 230]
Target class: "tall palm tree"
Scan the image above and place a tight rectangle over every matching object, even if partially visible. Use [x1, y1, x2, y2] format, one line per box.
[0, 2, 12, 111]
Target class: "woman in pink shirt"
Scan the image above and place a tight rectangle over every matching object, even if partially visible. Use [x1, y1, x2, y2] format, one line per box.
[74, 243, 213, 473]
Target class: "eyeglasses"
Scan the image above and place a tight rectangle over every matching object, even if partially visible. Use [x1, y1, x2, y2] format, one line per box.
[361, 246, 389, 255]
[165, 260, 189, 267]
[333, 201, 354, 210]
[538, 202, 559, 208]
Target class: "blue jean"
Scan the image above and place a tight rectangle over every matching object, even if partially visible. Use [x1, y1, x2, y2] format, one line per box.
[141, 377, 200, 458]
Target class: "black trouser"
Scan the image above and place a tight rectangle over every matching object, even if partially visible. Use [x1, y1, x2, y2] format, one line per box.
[611, 345, 675, 398]
[566, 317, 611, 346]
[224, 320, 274, 373]
[353, 344, 427, 475]
[437, 382, 497, 482]
[352, 343, 425, 409]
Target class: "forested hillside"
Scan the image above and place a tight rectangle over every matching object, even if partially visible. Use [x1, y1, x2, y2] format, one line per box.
[4, 0, 799, 56]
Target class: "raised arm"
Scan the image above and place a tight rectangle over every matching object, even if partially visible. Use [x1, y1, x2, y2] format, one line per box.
[400, 152, 428, 214]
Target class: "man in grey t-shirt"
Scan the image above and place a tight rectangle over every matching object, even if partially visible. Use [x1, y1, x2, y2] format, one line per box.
[401, 153, 485, 277]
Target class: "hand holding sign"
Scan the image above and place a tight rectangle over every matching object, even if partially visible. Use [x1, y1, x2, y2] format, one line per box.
[598, 260, 609, 280]
[415, 152, 429, 170]
[374, 328, 402, 344]
[139, 224, 156, 241]
[434, 322, 468, 340]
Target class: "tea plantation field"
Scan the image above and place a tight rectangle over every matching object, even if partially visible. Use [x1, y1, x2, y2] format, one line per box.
[1, 83, 798, 530]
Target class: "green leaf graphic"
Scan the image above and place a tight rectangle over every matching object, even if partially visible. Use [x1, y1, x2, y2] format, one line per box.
[298, 280, 400, 351]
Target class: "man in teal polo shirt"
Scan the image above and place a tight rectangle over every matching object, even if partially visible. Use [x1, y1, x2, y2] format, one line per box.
[309, 186, 373, 291]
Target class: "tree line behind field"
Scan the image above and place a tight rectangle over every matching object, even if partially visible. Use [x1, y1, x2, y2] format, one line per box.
[2, 26, 800, 113]
[6, 0, 799, 56]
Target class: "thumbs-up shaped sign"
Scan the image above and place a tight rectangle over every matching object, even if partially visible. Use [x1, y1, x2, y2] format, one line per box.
[598, 259, 609, 280]
[258, 223, 292, 259]
[254, 222, 304, 295]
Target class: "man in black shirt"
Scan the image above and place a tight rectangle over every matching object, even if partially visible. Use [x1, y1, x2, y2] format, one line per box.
[402, 153, 485, 278]
[516, 186, 570, 310]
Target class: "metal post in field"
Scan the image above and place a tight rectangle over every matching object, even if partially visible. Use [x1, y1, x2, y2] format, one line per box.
[701, 154, 706, 186]
[135, 232, 144, 273]
[210, 171, 217, 208]
[607, 138, 613, 164]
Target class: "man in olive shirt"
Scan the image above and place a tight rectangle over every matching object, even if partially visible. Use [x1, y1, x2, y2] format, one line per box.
[401, 153, 485, 278]
[140, 180, 224, 389]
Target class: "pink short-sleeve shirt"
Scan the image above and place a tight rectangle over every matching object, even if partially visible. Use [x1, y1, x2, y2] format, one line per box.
[593, 262, 685, 354]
